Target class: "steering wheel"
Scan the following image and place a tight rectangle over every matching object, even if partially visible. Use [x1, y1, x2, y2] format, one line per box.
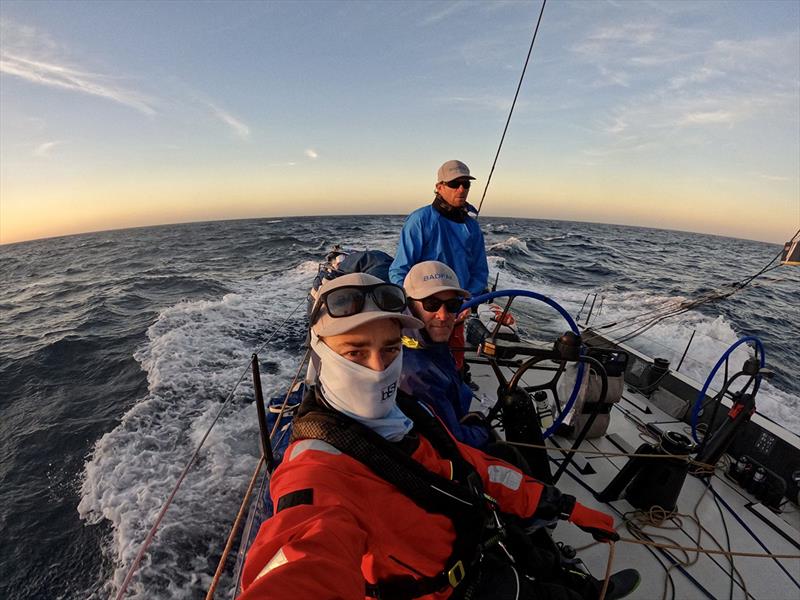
[690, 336, 765, 443]
[462, 289, 586, 439]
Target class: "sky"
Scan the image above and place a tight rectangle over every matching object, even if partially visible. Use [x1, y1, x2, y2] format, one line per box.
[1, 0, 798, 245]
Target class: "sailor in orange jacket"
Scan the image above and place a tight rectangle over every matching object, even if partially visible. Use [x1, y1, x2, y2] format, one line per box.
[240, 273, 633, 600]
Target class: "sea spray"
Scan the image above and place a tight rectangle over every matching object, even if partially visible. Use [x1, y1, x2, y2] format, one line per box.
[78, 263, 315, 599]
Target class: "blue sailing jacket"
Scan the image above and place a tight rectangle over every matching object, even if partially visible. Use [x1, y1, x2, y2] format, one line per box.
[399, 336, 491, 450]
[389, 203, 489, 296]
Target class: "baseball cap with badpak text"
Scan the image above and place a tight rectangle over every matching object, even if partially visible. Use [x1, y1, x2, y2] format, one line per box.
[403, 261, 471, 300]
[437, 160, 476, 183]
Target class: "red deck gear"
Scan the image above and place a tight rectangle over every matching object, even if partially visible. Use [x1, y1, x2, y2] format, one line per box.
[449, 321, 465, 370]
[240, 434, 547, 599]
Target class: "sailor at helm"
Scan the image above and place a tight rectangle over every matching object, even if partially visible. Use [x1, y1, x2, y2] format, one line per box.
[389, 160, 490, 374]
[389, 160, 489, 298]
[240, 273, 636, 600]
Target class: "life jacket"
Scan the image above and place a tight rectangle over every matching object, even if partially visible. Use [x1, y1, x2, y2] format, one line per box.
[289, 388, 497, 599]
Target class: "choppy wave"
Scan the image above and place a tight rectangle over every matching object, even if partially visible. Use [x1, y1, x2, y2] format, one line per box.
[487, 236, 530, 255]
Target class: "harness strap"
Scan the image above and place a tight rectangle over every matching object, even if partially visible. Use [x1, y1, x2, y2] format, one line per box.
[290, 390, 490, 598]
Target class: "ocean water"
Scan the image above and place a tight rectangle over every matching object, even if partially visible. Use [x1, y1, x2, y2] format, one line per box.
[1, 216, 797, 599]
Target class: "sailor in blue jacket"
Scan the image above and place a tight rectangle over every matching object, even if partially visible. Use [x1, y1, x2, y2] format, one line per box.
[389, 160, 489, 297]
[399, 261, 491, 449]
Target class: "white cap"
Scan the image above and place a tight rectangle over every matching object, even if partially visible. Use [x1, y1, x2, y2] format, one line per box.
[437, 160, 475, 183]
[403, 261, 470, 300]
[311, 273, 423, 337]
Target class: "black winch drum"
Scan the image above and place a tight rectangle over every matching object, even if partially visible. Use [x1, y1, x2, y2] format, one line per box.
[597, 430, 695, 513]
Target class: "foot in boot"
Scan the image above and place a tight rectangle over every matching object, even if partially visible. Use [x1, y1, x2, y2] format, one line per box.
[603, 568, 640, 600]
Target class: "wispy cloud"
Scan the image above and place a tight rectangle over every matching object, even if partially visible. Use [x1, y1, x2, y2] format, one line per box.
[420, 1, 467, 26]
[758, 173, 790, 182]
[207, 103, 250, 139]
[668, 66, 724, 90]
[305, 148, 318, 159]
[0, 20, 156, 116]
[681, 110, 736, 125]
[567, 6, 799, 161]
[33, 140, 62, 158]
[1, 53, 157, 116]
[438, 94, 513, 112]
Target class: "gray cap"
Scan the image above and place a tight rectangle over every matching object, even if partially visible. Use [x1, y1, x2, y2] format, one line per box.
[311, 273, 423, 337]
[437, 160, 476, 183]
[403, 261, 471, 300]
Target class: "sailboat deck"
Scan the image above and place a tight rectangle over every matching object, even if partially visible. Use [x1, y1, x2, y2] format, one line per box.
[468, 358, 800, 600]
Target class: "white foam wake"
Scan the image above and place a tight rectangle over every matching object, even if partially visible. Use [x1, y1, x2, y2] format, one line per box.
[487, 236, 530, 254]
[78, 261, 318, 599]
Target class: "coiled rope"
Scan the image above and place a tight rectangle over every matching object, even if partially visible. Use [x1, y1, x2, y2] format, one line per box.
[113, 296, 306, 600]
[476, 0, 547, 216]
[516, 437, 800, 599]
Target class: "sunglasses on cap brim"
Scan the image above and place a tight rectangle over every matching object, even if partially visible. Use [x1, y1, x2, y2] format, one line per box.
[310, 282, 408, 324]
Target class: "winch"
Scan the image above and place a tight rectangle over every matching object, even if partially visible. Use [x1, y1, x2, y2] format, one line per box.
[596, 430, 695, 513]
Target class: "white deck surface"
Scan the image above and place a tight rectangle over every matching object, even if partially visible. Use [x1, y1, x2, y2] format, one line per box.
[468, 358, 800, 600]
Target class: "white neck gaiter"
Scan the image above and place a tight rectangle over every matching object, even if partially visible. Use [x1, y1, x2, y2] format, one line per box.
[310, 332, 412, 441]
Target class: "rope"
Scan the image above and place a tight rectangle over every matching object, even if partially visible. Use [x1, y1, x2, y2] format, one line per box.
[269, 347, 311, 440]
[476, 0, 547, 216]
[205, 455, 265, 600]
[597, 542, 616, 600]
[584, 492, 797, 597]
[509, 438, 800, 595]
[638, 483, 749, 600]
[503, 439, 717, 471]
[113, 297, 306, 600]
[618, 537, 800, 560]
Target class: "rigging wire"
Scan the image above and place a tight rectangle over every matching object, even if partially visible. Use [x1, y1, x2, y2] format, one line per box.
[113, 296, 306, 600]
[204, 455, 265, 600]
[476, 0, 547, 216]
[205, 347, 311, 599]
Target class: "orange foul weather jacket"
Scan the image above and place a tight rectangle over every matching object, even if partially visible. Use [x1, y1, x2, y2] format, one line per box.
[239, 429, 560, 600]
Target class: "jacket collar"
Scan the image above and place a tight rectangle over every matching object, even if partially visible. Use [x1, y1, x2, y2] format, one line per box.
[432, 195, 469, 223]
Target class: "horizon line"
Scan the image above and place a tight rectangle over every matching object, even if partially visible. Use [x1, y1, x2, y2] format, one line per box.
[1, 212, 791, 248]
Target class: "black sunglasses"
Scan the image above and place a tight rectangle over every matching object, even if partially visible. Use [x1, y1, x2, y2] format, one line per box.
[444, 179, 471, 190]
[310, 283, 408, 324]
[416, 296, 464, 314]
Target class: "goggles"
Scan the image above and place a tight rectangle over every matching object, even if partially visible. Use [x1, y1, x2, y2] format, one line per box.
[310, 282, 408, 324]
[443, 179, 471, 190]
[416, 296, 464, 314]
